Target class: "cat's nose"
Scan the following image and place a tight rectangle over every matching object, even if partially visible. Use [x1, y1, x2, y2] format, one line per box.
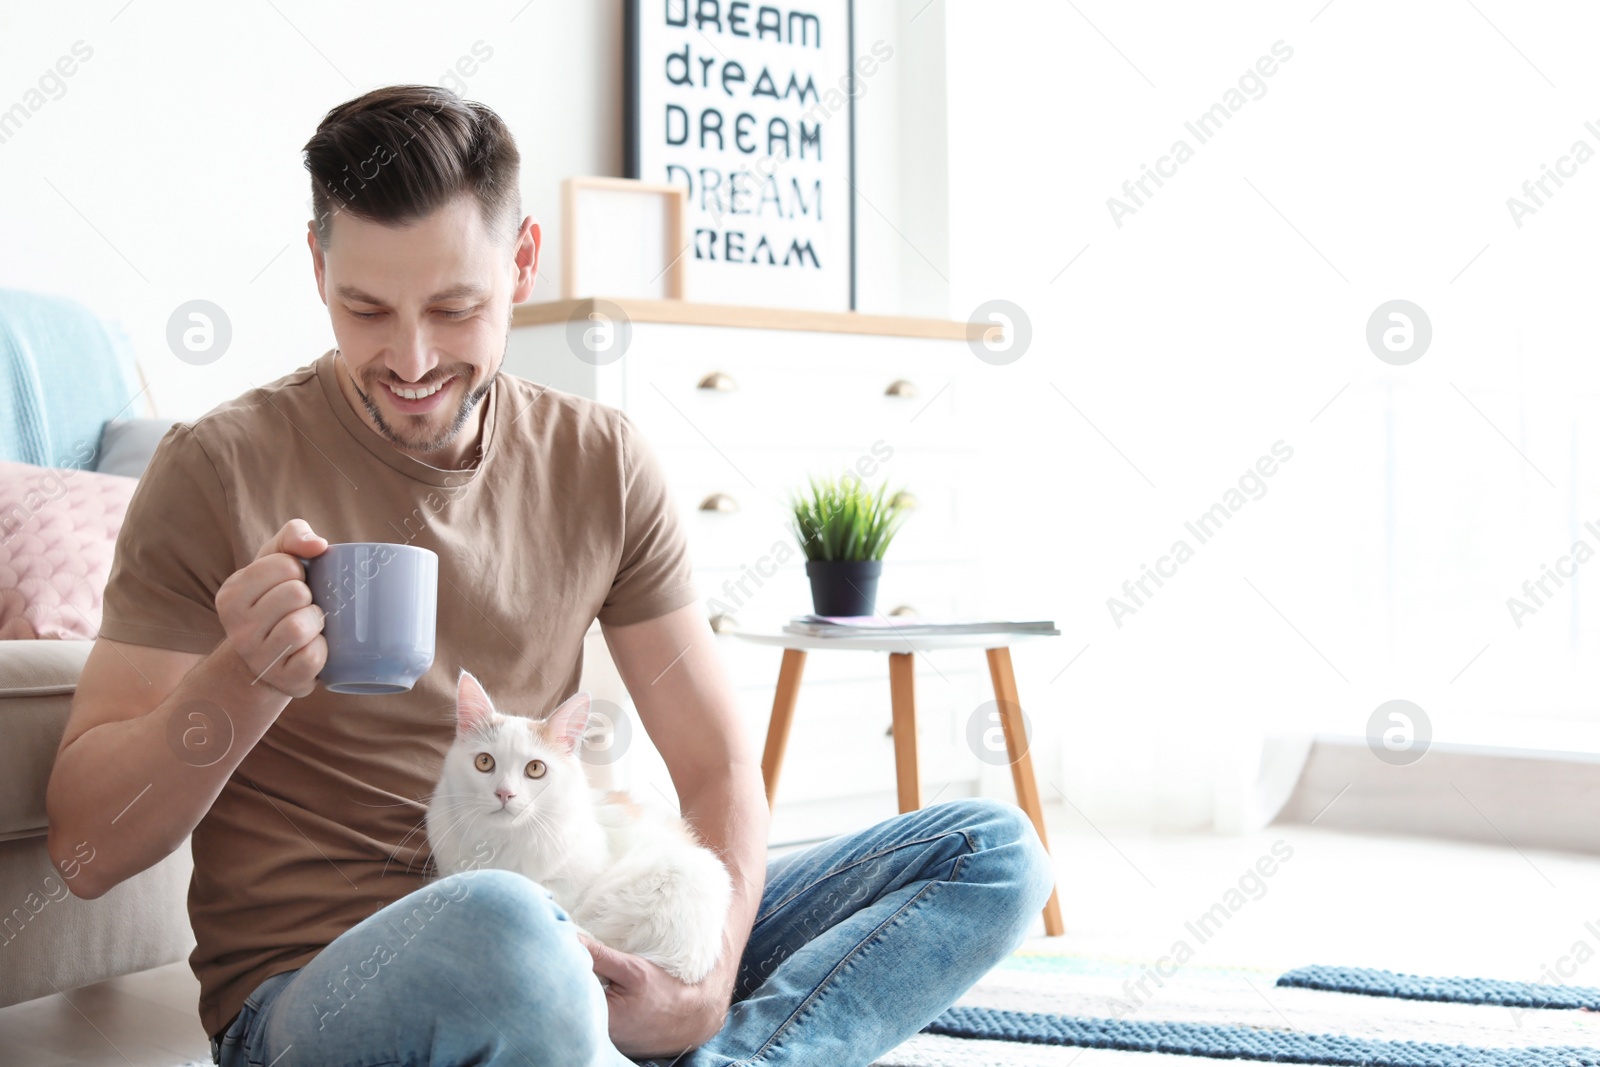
[495, 787, 517, 805]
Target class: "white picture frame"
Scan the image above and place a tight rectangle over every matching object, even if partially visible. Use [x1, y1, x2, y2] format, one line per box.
[561, 176, 689, 300]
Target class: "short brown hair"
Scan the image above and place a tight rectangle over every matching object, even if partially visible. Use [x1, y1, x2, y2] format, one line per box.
[302, 85, 521, 249]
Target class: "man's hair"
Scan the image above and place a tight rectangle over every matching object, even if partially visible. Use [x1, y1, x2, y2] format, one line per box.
[302, 85, 521, 250]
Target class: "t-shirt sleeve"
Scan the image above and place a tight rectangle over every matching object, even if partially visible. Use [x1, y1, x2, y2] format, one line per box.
[97, 423, 234, 654]
[597, 411, 699, 627]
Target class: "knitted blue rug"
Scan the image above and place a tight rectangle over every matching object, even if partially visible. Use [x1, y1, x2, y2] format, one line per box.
[1276, 965, 1600, 1011]
[923, 1005, 1600, 1066]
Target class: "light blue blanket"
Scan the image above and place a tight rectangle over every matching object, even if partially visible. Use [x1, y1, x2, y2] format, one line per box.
[0, 288, 142, 469]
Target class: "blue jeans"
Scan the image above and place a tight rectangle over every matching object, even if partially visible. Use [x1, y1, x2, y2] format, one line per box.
[210, 796, 1056, 1067]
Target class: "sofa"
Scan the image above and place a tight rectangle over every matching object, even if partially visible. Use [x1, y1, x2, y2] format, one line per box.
[0, 639, 198, 1007]
[0, 287, 196, 1007]
[0, 289, 632, 1009]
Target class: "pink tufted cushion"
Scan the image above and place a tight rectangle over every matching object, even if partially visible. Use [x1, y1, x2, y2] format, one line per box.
[0, 461, 137, 640]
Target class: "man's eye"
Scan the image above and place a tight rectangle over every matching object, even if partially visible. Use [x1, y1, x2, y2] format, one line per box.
[348, 307, 472, 319]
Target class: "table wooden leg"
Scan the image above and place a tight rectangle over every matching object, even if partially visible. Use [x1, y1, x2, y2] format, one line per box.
[985, 646, 1065, 937]
[888, 652, 922, 813]
[760, 649, 807, 808]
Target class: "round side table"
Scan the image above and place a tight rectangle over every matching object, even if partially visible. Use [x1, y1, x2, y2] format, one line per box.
[734, 630, 1064, 936]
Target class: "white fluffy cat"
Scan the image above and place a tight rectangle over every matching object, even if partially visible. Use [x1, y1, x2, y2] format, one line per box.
[425, 670, 732, 984]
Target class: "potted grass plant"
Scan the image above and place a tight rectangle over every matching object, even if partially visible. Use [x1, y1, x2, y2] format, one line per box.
[788, 473, 910, 617]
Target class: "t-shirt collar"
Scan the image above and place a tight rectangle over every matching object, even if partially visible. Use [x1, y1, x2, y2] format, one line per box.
[315, 348, 498, 488]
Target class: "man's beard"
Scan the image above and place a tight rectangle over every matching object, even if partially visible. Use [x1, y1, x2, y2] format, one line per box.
[351, 350, 500, 456]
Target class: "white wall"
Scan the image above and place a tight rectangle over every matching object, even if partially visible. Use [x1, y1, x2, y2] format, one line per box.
[1, 2, 626, 418]
[852, 0, 952, 318]
[944, 1, 1600, 829]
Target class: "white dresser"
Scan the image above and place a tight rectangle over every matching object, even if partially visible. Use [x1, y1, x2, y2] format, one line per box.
[506, 298, 990, 844]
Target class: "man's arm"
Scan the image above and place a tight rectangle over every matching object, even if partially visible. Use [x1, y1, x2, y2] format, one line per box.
[596, 601, 770, 1053]
[46, 520, 331, 899]
[49, 639, 262, 899]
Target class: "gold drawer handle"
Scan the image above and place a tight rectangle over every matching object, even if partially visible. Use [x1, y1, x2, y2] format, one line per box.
[888, 604, 918, 617]
[885, 379, 918, 398]
[709, 612, 738, 634]
[698, 492, 739, 513]
[697, 371, 737, 392]
[889, 491, 918, 511]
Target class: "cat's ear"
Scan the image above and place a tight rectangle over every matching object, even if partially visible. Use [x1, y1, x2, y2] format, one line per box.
[545, 689, 593, 756]
[456, 670, 497, 737]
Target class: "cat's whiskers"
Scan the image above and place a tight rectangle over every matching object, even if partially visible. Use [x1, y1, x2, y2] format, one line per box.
[392, 798, 476, 854]
[385, 792, 484, 858]
[397, 802, 492, 879]
[384, 797, 494, 879]
[395, 809, 480, 876]
[429, 806, 492, 876]
[431, 800, 497, 844]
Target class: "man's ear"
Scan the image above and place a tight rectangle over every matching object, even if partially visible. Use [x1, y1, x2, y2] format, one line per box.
[511, 216, 540, 304]
[544, 689, 592, 756]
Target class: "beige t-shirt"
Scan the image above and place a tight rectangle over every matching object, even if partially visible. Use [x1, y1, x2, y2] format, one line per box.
[96, 349, 699, 1040]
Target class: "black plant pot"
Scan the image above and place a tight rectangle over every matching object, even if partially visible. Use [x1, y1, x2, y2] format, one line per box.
[805, 559, 883, 617]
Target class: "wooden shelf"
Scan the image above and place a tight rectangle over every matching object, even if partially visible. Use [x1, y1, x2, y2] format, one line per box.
[511, 297, 981, 341]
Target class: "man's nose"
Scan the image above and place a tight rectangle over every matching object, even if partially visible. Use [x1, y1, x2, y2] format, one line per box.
[387, 324, 435, 382]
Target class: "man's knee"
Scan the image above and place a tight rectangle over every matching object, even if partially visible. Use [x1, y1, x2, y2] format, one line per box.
[288, 871, 604, 1062]
[946, 797, 1056, 910]
[429, 868, 577, 956]
[419, 870, 605, 1058]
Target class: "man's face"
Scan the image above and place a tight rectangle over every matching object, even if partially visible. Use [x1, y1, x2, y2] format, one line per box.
[308, 193, 539, 458]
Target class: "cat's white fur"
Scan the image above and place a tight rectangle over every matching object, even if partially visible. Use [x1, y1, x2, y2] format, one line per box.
[425, 670, 732, 984]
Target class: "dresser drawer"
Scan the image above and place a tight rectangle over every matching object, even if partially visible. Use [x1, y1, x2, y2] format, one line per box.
[661, 449, 794, 572]
[505, 320, 971, 452]
[625, 355, 776, 449]
[757, 346, 966, 452]
[624, 336, 967, 451]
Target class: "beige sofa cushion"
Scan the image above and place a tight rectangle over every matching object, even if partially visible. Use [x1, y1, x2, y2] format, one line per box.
[0, 835, 195, 1008]
[0, 639, 92, 839]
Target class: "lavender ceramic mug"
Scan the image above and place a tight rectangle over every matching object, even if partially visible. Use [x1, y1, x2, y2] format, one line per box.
[296, 542, 438, 695]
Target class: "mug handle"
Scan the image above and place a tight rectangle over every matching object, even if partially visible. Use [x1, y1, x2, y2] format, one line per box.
[292, 557, 327, 690]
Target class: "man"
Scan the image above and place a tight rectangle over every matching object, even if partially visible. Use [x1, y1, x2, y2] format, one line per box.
[45, 85, 1056, 1066]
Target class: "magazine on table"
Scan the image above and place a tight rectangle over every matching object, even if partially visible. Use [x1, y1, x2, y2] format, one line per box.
[783, 615, 1060, 638]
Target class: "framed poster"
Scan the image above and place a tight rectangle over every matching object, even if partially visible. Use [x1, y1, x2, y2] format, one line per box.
[626, 0, 857, 311]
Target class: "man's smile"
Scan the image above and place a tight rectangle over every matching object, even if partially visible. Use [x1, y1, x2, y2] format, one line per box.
[380, 375, 456, 414]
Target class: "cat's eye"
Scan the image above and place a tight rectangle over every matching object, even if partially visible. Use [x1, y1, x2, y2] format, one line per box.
[525, 759, 546, 779]
[474, 753, 495, 773]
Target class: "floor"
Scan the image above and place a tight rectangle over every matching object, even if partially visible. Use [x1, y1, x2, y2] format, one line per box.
[7, 799, 1600, 1066]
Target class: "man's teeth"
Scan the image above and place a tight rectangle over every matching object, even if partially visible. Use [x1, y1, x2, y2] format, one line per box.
[390, 379, 447, 401]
